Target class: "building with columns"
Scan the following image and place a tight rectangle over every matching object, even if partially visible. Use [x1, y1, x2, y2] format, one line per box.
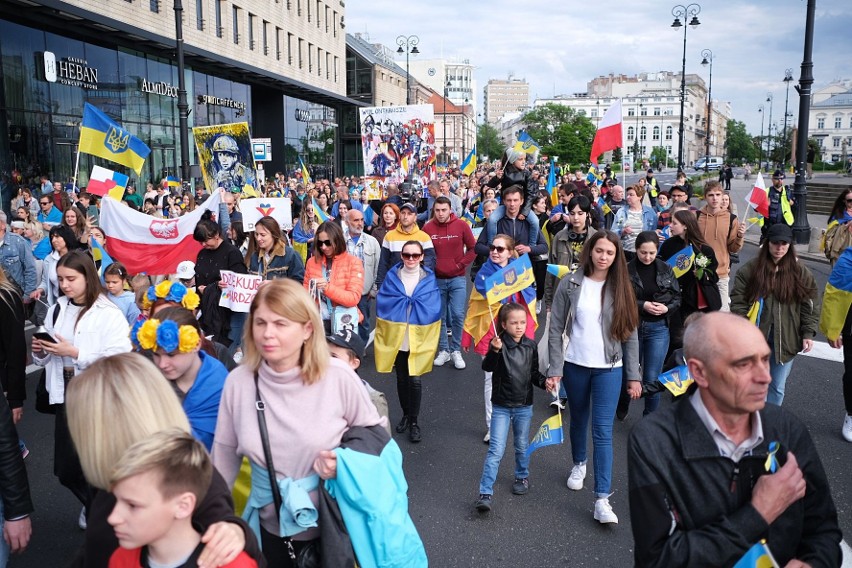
[809, 81, 852, 164]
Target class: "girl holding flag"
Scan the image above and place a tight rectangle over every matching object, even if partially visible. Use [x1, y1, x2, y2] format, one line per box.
[462, 234, 537, 443]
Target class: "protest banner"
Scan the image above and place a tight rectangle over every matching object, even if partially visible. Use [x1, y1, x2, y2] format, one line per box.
[218, 270, 262, 313]
[193, 122, 258, 195]
[240, 197, 292, 231]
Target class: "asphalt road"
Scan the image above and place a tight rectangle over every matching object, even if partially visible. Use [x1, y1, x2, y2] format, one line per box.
[11, 243, 851, 567]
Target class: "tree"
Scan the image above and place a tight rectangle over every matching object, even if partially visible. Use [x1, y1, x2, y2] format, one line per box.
[724, 119, 759, 164]
[476, 123, 503, 163]
[521, 103, 597, 167]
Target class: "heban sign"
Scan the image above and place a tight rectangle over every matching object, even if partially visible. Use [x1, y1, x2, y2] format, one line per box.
[43, 52, 98, 90]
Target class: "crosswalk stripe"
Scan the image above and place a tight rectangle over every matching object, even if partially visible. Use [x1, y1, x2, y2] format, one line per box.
[800, 341, 845, 363]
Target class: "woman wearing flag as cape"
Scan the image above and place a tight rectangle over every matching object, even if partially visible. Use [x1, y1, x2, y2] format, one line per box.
[374, 240, 442, 444]
[462, 234, 537, 443]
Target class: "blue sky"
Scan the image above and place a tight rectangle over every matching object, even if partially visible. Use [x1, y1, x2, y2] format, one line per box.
[348, 0, 850, 136]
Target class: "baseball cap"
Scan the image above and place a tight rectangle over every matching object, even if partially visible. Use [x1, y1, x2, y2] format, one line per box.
[400, 203, 418, 214]
[176, 260, 196, 280]
[772, 169, 785, 180]
[766, 224, 793, 244]
[326, 329, 366, 359]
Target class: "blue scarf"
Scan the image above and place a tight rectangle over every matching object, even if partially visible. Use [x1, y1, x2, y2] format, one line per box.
[183, 351, 227, 451]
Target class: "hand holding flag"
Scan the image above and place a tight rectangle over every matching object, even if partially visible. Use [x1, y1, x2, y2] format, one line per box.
[746, 172, 770, 219]
[526, 411, 564, 457]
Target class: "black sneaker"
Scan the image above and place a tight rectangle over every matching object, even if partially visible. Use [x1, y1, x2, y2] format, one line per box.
[409, 423, 421, 443]
[512, 477, 530, 495]
[475, 494, 492, 512]
[395, 416, 410, 434]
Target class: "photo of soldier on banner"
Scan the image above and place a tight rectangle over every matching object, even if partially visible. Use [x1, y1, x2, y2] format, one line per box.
[359, 104, 436, 196]
[193, 122, 258, 193]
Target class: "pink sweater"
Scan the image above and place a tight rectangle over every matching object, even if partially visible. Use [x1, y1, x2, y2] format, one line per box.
[211, 358, 382, 537]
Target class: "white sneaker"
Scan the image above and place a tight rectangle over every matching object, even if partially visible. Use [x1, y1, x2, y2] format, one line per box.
[78, 506, 87, 530]
[433, 351, 451, 366]
[566, 463, 586, 491]
[451, 351, 466, 369]
[483, 430, 490, 444]
[594, 497, 619, 524]
[843, 415, 852, 442]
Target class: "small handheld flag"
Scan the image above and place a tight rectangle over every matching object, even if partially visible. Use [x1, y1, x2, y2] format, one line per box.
[165, 176, 180, 187]
[89, 235, 114, 282]
[87, 165, 129, 201]
[526, 412, 564, 457]
[764, 442, 779, 473]
[747, 298, 764, 326]
[546, 157, 557, 206]
[665, 245, 695, 278]
[513, 132, 540, 161]
[461, 147, 477, 176]
[733, 540, 779, 568]
[746, 172, 770, 219]
[658, 365, 693, 396]
[546, 264, 572, 279]
[299, 156, 311, 184]
[590, 99, 623, 165]
[485, 254, 535, 305]
[312, 196, 330, 223]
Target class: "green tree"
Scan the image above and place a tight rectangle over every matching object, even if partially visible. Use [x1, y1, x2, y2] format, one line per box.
[521, 103, 597, 166]
[476, 123, 503, 162]
[724, 119, 759, 164]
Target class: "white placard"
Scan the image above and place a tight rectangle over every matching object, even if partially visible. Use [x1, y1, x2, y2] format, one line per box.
[240, 198, 292, 231]
[218, 270, 262, 313]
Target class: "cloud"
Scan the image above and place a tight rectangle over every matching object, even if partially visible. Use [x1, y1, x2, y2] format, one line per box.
[346, 0, 849, 135]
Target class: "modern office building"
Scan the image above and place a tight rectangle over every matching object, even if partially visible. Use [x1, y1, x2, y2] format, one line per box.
[408, 57, 476, 116]
[483, 76, 529, 125]
[0, 0, 362, 207]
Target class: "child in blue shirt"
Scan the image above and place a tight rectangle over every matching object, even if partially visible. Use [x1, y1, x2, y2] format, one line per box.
[104, 262, 141, 325]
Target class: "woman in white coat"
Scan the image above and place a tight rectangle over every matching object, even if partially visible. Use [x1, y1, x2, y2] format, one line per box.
[31, 250, 131, 527]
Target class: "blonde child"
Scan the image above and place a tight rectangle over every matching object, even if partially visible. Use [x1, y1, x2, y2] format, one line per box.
[104, 262, 141, 325]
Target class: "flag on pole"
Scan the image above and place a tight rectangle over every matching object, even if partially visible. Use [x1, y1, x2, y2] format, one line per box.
[546, 157, 557, 206]
[485, 254, 535, 304]
[312, 196, 330, 223]
[526, 412, 564, 457]
[461, 147, 477, 176]
[665, 245, 695, 278]
[78, 103, 151, 174]
[747, 172, 770, 218]
[513, 132, 540, 161]
[546, 264, 572, 279]
[89, 235, 114, 282]
[299, 156, 311, 184]
[658, 365, 694, 396]
[100, 190, 221, 275]
[87, 165, 129, 201]
[165, 176, 181, 187]
[733, 540, 779, 568]
[590, 99, 623, 165]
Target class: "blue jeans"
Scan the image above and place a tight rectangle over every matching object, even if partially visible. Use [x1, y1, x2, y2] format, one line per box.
[563, 362, 621, 497]
[638, 319, 670, 415]
[357, 294, 372, 343]
[437, 277, 467, 353]
[479, 404, 533, 495]
[485, 206, 540, 246]
[767, 337, 795, 406]
[228, 310, 248, 352]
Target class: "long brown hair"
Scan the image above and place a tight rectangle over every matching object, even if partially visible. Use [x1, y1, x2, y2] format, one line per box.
[245, 216, 285, 265]
[311, 220, 346, 261]
[56, 250, 102, 328]
[580, 230, 639, 341]
[672, 210, 709, 250]
[746, 241, 816, 305]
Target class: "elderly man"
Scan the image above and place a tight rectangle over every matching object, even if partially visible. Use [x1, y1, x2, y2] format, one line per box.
[628, 312, 841, 568]
[345, 208, 380, 343]
[0, 211, 37, 298]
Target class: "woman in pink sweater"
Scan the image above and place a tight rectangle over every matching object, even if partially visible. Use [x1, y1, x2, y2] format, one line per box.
[211, 279, 383, 566]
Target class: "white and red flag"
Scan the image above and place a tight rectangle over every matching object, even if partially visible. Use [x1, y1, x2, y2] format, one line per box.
[746, 172, 770, 218]
[589, 99, 623, 165]
[100, 190, 222, 275]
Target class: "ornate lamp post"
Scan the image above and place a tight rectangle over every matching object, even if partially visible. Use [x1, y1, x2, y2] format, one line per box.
[396, 35, 420, 106]
[758, 105, 765, 171]
[766, 93, 774, 170]
[174, 0, 191, 182]
[782, 68, 793, 170]
[700, 49, 713, 172]
[671, 4, 701, 172]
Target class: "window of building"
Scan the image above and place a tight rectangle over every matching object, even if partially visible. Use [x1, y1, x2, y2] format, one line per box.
[215, 0, 223, 37]
[834, 137, 841, 148]
[665, 125, 673, 140]
[287, 0, 291, 9]
[640, 106, 648, 116]
[653, 126, 660, 140]
[334, 56, 338, 82]
[248, 13, 255, 50]
[627, 126, 635, 141]
[817, 117, 825, 129]
[835, 117, 842, 129]
[816, 138, 823, 147]
[288, 33, 294, 64]
[196, 0, 204, 30]
[653, 107, 661, 116]
[308, 42, 313, 72]
[325, 5, 330, 32]
[307, 0, 311, 21]
[262, 20, 268, 55]
[640, 126, 647, 140]
[627, 107, 635, 117]
[333, 11, 337, 37]
[849, 117, 852, 129]
[232, 6, 240, 44]
[317, 47, 322, 76]
[297, 0, 302, 16]
[276, 27, 282, 60]
[316, 1, 321, 27]
[326, 52, 331, 80]
[150, 0, 159, 12]
[299, 38, 304, 68]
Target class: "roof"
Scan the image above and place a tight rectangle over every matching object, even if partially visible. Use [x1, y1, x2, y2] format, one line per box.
[813, 90, 852, 108]
[346, 33, 410, 78]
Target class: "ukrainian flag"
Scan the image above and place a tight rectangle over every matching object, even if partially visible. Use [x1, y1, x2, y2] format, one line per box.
[513, 131, 540, 159]
[79, 103, 151, 174]
[166, 176, 180, 187]
[299, 156, 311, 184]
[374, 265, 442, 376]
[546, 263, 572, 279]
[461, 147, 477, 176]
[312, 196, 330, 223]
[546, 157, 557, 206]
[747, 298, 764, 326]
[89, 235, 114, 282]
[666, 245, 695, 278]
[733, 540, 778, 568]
[819, 246, 852, 341]
[526, 412, 563, 457]
[658, 365, 694, 397]
[485, 254, 535, 304]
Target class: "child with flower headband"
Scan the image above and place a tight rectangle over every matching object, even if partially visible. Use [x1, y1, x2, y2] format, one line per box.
[131, 306, 227, 451]
[141, 280, 201, 316]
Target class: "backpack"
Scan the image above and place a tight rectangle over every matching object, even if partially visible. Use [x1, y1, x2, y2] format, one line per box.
[823, 221, 852, 265]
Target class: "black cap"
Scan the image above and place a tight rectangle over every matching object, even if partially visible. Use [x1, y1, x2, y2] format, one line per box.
[647, 168, 655, 174]
[766, 223, 793, 244]
[326, 329, 366, 358]
[772, 169, 785, 180]
[400, 203, 418, 213]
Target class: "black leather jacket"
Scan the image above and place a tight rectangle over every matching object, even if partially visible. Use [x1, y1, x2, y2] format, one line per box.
[482, 332, 547, 407]
[486, 165, 538, 217]
[0, 389, 33, 520]
[628, 257, 682, 323]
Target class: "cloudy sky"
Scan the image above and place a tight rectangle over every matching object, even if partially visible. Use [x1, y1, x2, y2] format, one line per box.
[348, 0, 850, 136]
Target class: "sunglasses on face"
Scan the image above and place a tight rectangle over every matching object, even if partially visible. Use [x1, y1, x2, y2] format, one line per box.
[489, 245, 508, 253]
[40, 201, 51, 206]
[317, 239, 333, 248]
[846, 199, 852, 204]
[401, 252, 422, 260]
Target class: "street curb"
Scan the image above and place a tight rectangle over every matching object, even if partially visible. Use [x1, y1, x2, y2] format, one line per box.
[742, 234, 830, 265]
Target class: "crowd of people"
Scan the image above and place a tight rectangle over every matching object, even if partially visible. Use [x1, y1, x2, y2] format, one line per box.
[0, 148, 850, 567]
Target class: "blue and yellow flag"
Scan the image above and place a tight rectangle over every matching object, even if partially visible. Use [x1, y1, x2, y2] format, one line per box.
[485, 254, 535, 304]
[666, 245, 695, 278]
[89, 235, 114, 283]
[733, 540, 778, 568]
[374, 266, 442, 376]
[513, 131, 540, 158]
[819, 246, 852, 341]
[79, 103, 151, 174]
[546, 157, 557, 206]
[165, 176, 180, 187]
[526, 412, 563, 457]
[312, 196, 330, 223]
[658, 365, 693, 397]
[747, 298, 764, 326]
[546, 264, 572, 279]
[299, 156, 311, 184]
[461, 146, 477, 176]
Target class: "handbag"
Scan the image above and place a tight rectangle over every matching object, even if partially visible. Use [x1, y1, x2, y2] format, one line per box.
[254, 372, 321, 568]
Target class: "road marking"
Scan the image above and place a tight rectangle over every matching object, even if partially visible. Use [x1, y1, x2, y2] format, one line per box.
[800, 341, 844, 363]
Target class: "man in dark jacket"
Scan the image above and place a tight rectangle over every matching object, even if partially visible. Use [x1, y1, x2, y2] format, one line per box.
[627, 312, 841, 568]
[474, 186, 547, 259]
[0, 390, 33, 563]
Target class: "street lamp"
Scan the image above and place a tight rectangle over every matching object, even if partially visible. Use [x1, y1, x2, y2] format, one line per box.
[462, 97, 469, 158]
[640, 102, 645, 159]
[633, 98, 641, 160]
[700, 49, 713, 172]
[791, 0, 815, 244]
[174, 0, 191, 182]
[672, 3, 701, 172]
[782, 68, 793, 171]
[396, 35, 420, 106]
[443, 78, 451, 168]
[765, 93, 774, 170]
[758, 105, 765, 171]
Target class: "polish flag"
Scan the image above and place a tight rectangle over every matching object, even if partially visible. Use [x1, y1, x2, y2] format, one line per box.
[746, 172, 770, 218]
[590, 99, 623, 165]
[100, 190, 222, 275]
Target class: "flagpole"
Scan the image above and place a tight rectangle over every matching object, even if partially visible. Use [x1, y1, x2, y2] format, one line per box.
[486, 301, 499, 338]
[72, 145, 81, 191]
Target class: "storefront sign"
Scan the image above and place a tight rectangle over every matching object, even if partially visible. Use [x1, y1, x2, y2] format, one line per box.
[294, 107, 337, 123]
[140, 78, 178, 98]
[43, 52, 98, 89]
[198, 95, 246, 110]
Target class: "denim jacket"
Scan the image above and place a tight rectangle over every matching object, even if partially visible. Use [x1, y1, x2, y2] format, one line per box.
[0, 231, 37, 295]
